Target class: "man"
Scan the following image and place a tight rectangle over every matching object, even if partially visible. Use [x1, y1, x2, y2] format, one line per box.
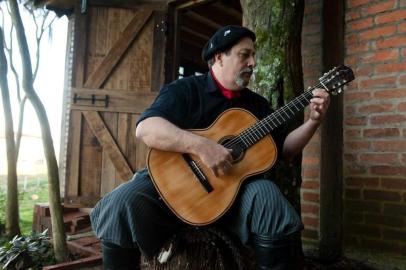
[91, 25, 330, 270]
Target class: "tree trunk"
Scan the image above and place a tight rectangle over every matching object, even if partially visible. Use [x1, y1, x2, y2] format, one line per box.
[0, 27, 21, 238]
[8, 0, 68, 262]
[240, 0, 305, 264]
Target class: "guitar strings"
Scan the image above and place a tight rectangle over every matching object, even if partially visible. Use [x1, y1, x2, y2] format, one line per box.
[221, 82, 325, 150]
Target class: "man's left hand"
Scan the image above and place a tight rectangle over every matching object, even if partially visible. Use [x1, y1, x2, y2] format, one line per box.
[309, 88, 330, 123]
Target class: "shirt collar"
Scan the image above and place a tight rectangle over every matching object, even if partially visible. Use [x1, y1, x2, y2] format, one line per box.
[206, 70, 242, 99]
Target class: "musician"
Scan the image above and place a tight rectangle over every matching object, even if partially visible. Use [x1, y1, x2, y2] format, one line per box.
[90, 25, 330, 270]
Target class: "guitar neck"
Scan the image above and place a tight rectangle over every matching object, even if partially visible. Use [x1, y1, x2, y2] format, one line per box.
[237, 89, 315, 149]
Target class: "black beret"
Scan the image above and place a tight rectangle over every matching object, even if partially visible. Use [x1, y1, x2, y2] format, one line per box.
[201, 25, 256, 62]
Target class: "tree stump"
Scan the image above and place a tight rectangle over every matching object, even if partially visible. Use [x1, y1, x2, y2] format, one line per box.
[142, 226, 255, 270]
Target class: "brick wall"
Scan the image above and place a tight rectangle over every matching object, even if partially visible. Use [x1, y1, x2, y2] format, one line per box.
[301, 0, 406, 258]
[343, 0, 406, 255]
[301, 0, 323, 242]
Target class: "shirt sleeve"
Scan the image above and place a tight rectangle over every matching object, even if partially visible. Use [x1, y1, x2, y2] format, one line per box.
[136, 81, 189, 128]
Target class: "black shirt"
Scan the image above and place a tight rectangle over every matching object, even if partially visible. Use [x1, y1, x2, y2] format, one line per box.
[137, 72, 287, 152]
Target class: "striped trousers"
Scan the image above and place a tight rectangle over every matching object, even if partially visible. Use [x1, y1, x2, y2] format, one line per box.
[90, 168, 303, 258]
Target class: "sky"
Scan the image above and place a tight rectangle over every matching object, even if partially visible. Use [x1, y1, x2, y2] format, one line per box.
[0, 3, 68, 175]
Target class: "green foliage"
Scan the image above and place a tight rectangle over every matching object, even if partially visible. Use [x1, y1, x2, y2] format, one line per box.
[0, 230, 56, 270]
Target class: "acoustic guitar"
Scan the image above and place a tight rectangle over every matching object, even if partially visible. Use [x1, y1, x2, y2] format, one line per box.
[147, 65, 354, 226]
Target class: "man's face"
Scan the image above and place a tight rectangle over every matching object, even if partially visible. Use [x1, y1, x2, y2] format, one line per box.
[220, 37, 256, 90]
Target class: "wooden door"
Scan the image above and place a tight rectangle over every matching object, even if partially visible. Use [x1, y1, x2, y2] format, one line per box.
[63, 3, 167, 207]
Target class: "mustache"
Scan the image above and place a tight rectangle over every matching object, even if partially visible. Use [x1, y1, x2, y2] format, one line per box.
[239, 67, 253, 75]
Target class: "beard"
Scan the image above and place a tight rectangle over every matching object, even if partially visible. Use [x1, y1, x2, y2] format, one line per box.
[235, 67, 253, 88]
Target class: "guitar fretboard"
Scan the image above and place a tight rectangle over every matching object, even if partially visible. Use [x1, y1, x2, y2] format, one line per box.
[236, 90, 314, 149]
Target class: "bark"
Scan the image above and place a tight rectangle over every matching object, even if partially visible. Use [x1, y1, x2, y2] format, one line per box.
[8, 0, 68, 262]
[0, 27, 21, 238]
[240, 0, 305, 265]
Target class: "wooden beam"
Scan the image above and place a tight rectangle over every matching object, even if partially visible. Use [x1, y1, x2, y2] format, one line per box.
[183, 10, 222, 29]
[169, 0, 214, 10]
[82, 111, 134, 180]
[212, 2, 242, 19]
[89, 0, 167, 10]
[84, 9, 153, 88]
[71, 88, 156, 114]
[319, 0, 344, 261]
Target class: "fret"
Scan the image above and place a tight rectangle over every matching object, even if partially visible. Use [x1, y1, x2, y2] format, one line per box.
[237, 90, 314, 149]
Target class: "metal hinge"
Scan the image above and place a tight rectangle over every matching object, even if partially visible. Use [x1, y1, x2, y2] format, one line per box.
[73, 94, 109, 108]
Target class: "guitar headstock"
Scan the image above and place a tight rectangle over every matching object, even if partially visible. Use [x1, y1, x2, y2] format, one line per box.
[319, 65, 355, 95]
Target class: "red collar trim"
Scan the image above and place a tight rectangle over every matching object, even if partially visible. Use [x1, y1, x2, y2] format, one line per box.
[210, 69, 241, 99]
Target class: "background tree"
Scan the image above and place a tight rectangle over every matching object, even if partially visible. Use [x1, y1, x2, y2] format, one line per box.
[4, 0, 68, 262]
[0, 1, 55, 239]
[240, 0, 306, 262]
[0, 26, 20, 238]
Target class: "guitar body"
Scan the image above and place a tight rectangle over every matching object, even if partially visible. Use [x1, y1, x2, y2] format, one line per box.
[147, 108, 277, 226]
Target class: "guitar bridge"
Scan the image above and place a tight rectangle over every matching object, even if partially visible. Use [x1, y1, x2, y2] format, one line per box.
[182, 154, 213, 193]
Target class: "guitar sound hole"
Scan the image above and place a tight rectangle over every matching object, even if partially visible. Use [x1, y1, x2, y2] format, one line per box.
[219, 136, 245, 163]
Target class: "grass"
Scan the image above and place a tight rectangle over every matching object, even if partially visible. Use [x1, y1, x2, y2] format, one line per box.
[0, 175, 49, 236]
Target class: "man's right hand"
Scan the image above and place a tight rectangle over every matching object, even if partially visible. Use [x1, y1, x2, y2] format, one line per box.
[193, 137, 233, 177]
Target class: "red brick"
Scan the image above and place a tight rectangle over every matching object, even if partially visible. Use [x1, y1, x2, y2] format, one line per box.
[345, 129, 362, 138]
[365, 214, 404, 227]
[370, 166, 406, 176]
[347, 0, 369, 8]
[370, 114, 406, 125]
[361, 239, 400, 253]
[398, 102, 406, 112]
[303, 216, 319, 228]
[358, 103, 394, 113]
[364, 50, 398, 64]
[301, 203, 319, 215]
[359, 25, 396, 41]
[374, 89, 406, 99]
[344, 154, 358, 162]
[347, 17, 373, 31]
[303, 192, 319, 202]
[302, 180, 320, 189]
[400, 74, 406, 85]
[399, 22, 406, 33]
[403, 48, 406, 58]
[360, 76, 397, 89]
[346, 163, 367, 174]
[344, 199, 381, 213]
[376, 36, 406, 49]
[345, 188, 361, 199]
[373, 141, 406, 151]
[359, 153, 398, 164]
[345, 116, 368, 126]
[344, 211, 364, 223]
[383, 228, 406, 242]
[346, 141, 371, 150]
[346, 33, 359, 45]
[363, 128, 400, 138]
[364, 189, 402, 201]
[355, 66, 374, 77]
[346, 43, 370, 54]
[303, 168, 319, 178]
[302, 156, 320, 166]
[362, 1, 396, 16]
[384, 203, 406, 216]
[345, 105, 356, 115]
[376, 10, 406, 24]
[345, 177, 379, 187]
[346, 10, 361, 22]
[375, 63, 406, 74]
[344, 223, 381, 238]
[381, 178, 406, 189]
[304, 4, 321, 15]
[302, 229, 318, 239]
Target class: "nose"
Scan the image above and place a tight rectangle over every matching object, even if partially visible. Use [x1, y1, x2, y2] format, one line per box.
[248, 54, 256, 68]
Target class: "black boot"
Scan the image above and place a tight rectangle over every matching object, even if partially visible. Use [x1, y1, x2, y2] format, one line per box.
[102, 241, 141, 270]
[252, 234, 292, 270]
